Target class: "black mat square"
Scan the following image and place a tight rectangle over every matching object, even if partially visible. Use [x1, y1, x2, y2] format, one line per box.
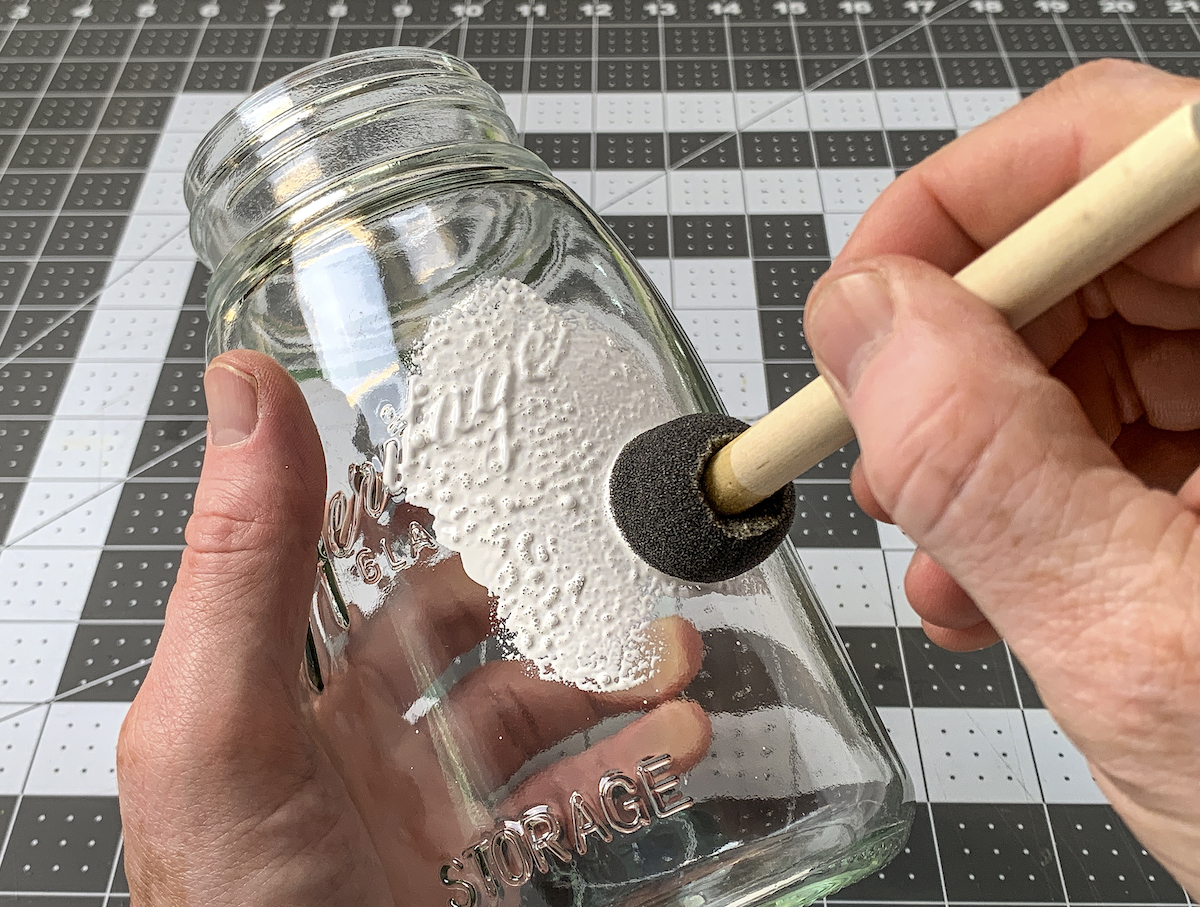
[685, 628, 782, 713]
[147, 362, 206, 417]
[186, 59, 252, 91]
[1064, 21, 1134, 54]
[20, 261, 110, 308]
[871, 56, 942, 89]
[0, 797, 122, 893]
[730, 24, 794, 56]
[529, 59, 591, 91]
[129, 420, 206, 479]
[133, 26, 198, 56]
[665, 24, 727, 55]
[1133, 22, 1200, 52]
[596, 133, 665, 169]
[183, 263, 212, 309]
[932, 21, 998, 53]
[0, 97, 34, 131]
[165, 309, 208, 360]
[9, 133, 87, 170]
[750, 215, 829, 258]
[82, 549, 182, 621]
[753, 260, 830, 309]
[0, 309, 88, 359]
[0, 362, 70, 415]
[672, 215, 749, 257]
[837, 626, 909, 707]
[798, 23, 860, 56]
[0, 62, 49, 93]
[602, 216, 670, 258]
[1049, 804, 1188, 903]
[940, 56, 1012, 89]
[669, 132, 739, 168]
[0, 216, 51, 258]
[814, 130, 888, 168]
[1009, 55, 1074, 90]
[331, 26, 391, 54]
[741, 131, 814, 168]
[63, 173, 144, 212]
[802, 57, 871, 89]
[464, 25, 525, 56]
[198, 25, 262, 56]
[105, 481, 196, 547]
[666, 58, 731, 91]
[118, 59, 188, 92]
[1149, 56, 1200, 78]
[66, 25, 134, 56]
[597, 25, 658, 55]
[888, 129, 956, 169]
[765, 361, 817, 407]
[270, 24, 333, 55]
[48, 60, 122, 93]
[524, 133, 592, 169]
[997, 22, 1067, 53]
[101, 94, 171, 130]
[4, 26, 71, 57]
[791, 481, 880, 548]
[472, 58, 524, 92]
[0, 173, 68, 213]
[831, 806, 943, 899]
[84, 132, 159, 169]
[759, 307, 810, 360]
[55, 621, 159, 700]
[30, 96, 104, 131]
[0, 420, 47, 478]
[531, 25, 592, 56]
[901, 631, 1020, 708]
[598, 59, 661, 91]
[933, 803, 1064, 902]
[734, 57, 801, 90]
[0, 262, 28, 309]
[44, 215, 127, 259]
[866, 22, 928, 55]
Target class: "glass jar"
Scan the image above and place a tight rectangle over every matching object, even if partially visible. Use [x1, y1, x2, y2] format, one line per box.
[186, 47, 914, 907]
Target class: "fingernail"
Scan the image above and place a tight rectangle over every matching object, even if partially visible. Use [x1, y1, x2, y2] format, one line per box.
[806, 270, 895, 395]
[205, 363, 258, 447]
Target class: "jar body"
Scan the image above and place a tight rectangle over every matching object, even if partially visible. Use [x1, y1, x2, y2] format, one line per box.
[189, 48, 914, 907]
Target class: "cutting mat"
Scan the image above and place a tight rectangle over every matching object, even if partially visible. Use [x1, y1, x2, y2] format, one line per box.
[0, 0, 1195, 903]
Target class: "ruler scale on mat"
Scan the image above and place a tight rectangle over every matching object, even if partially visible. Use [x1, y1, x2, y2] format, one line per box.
[0, 0, 1194, 903]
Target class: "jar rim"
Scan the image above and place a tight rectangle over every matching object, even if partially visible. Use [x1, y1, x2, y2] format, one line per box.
[184, 48, 485, 211]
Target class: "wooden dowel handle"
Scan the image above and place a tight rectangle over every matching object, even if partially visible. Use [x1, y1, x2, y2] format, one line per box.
[705, 102, 1200, 516]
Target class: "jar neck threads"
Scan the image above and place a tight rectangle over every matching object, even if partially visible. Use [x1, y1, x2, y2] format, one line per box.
[185, 48, 532, 271]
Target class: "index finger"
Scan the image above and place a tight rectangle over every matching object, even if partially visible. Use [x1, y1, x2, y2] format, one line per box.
[835, 60, 1200, 280]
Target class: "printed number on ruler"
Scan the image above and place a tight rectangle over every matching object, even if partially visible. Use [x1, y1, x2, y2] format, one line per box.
[518, 3, 548, 16]
[1099, 0, 1135, 10]
[645, 2, 679, 15]
[1168, 0, 1200, 11]
[708, 1, 742, 14]
[903, 1, 935, 13]
[1033, 0, 1068, 11]
[838, 1, 872, 13]
[393, 2, 413, 15]
[580, 2, 614, 15]
[772, 1, 808, 15]
[968, 1, 1003, 12]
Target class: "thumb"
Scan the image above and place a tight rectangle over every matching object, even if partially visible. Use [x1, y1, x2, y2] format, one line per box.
[804, 256, 1195, 671]
[147, 349, 327, 713]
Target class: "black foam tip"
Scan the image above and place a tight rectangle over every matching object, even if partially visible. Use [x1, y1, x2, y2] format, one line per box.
[609, 413, 796, 584]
